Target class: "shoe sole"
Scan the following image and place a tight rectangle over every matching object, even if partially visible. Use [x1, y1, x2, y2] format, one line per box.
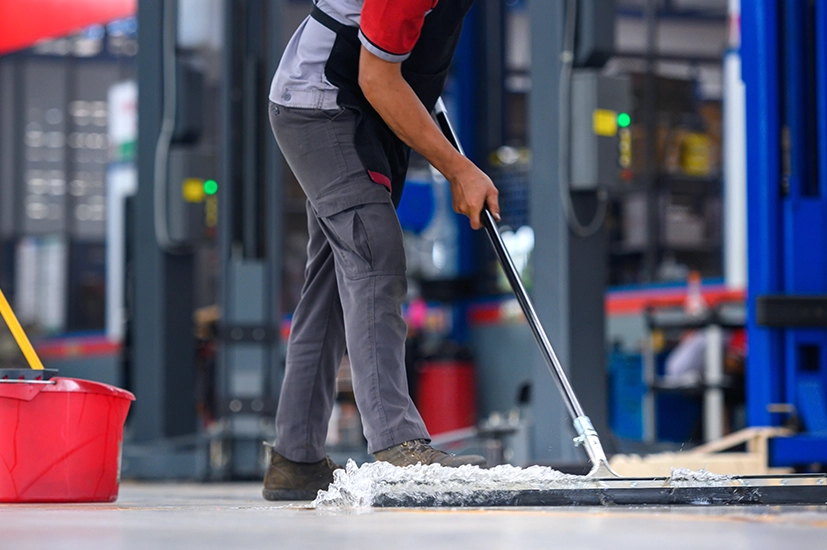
[376, 458, 488, 468]
[262, 487, 321, 501]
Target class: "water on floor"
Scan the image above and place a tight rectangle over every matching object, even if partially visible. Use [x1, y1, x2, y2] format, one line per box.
[2, 482, 826, 549]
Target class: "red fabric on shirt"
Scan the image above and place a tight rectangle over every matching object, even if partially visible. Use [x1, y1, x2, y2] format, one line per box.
[360, 0, 438, 56]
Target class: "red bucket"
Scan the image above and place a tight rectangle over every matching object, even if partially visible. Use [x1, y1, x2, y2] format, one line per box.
[0, 377, 135, 503]
[416, 360, 477, 436]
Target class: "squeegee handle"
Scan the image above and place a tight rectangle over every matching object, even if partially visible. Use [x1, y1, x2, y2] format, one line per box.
[479, 209, 584, 421]
[433, 98, 584, 422]
[0, 287, 45, 370]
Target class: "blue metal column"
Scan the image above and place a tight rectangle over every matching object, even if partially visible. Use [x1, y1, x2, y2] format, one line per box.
[776, 0, 827, 464]
[820, 0, 827, 201]
[743, 0, 827, 466]
[742, 0, 783, 429]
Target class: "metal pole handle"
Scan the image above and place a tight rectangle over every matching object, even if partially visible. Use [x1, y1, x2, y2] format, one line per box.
[433, 98, 615, 476]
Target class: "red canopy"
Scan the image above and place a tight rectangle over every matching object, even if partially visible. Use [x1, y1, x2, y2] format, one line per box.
[0, 0, 136, 55]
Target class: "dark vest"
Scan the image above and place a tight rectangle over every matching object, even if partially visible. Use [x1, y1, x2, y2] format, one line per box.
[312, 1, 474, 204]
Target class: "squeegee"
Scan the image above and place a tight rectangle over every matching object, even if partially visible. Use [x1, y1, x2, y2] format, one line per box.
[370, 99, 827, 507]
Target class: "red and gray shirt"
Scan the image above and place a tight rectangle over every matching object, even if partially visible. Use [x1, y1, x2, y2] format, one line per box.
[269, 0, 437, 110]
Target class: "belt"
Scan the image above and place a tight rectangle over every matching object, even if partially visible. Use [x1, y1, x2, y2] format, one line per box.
[311, 5, 346, 34]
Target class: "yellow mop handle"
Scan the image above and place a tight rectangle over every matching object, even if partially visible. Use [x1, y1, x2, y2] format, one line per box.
[0, 287, 44, 370]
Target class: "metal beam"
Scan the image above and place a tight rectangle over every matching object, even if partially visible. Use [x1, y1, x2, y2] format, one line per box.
[527, 0, 610, 465]
[131, 0, 196, 442]
[215, 0, 285, 479]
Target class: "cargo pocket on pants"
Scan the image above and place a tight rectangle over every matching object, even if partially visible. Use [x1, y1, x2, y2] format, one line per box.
[320, 201, 405, 280]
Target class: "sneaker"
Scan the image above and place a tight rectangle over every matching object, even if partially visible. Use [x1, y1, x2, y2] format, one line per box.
[262, 450, 342, 501]
[374, 439, 487, 468]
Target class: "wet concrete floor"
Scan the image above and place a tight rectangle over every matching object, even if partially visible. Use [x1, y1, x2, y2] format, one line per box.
[2, 482, 826, 549]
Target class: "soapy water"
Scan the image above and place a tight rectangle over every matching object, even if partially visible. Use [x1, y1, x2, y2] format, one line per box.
[311, 460, 734, 508]
[667, 467, 733, 487]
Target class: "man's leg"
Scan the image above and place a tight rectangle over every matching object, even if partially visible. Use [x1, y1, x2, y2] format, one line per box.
[265, 104, 350, 500]
[270, 103, 428, 454]
[269, 103, 482, 470]
[316, 201, 430, 453]
[317, 200, 484, 467]
[273, 200, 345, 463]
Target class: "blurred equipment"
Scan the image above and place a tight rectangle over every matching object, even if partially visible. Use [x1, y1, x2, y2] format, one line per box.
[569, 71, 632, 191]
[573, 0, 616, 68]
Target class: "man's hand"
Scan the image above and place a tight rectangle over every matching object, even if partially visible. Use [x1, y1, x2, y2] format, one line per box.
[359, 46, 500, 229]
[444, 159, 499, 230]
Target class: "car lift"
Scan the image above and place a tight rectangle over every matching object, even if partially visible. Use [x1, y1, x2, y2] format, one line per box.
[743, 0, 827, 468]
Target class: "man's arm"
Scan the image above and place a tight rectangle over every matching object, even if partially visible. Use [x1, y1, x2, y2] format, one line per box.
[358, 46, 499, 230]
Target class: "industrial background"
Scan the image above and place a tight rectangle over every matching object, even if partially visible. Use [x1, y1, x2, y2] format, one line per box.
[1, 0, 826, 547]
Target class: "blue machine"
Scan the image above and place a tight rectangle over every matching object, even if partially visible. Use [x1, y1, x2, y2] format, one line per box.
[743, 1, 827, 466]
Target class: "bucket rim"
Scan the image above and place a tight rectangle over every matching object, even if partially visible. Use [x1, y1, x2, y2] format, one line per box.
[41, 377, 135, 400]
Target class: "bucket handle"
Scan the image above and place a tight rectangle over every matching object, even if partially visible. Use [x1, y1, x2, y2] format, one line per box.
[0, 287, 45, 371]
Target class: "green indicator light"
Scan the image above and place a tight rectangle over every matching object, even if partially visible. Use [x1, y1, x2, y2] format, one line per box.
[204, 179, 218, 195]
[617, 112, 631, 128]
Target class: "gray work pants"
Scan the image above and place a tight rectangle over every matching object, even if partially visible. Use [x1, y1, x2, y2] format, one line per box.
[269, 102, 429, 462]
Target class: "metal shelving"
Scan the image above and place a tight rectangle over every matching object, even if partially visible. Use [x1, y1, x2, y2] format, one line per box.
[607, 0, 728, 285]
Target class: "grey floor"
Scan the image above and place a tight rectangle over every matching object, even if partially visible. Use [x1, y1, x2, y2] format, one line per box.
[2, 482, 826, 549]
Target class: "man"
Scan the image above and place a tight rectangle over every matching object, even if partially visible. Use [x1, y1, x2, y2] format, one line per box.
[263, 0, 500, 501]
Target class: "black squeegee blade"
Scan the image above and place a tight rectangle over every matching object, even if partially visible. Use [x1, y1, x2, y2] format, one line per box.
[372, 485, 827, 507]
